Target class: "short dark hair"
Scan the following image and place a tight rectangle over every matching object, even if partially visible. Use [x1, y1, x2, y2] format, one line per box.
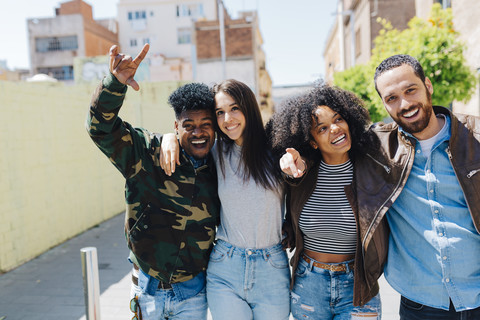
[168, 82, 215, 118]
[374, 54, 426, 96]
[267, 81, 371, 160]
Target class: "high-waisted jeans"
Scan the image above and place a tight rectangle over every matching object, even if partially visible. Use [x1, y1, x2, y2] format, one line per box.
[206, 239, 291, 320]
[291, 255, 381, 320]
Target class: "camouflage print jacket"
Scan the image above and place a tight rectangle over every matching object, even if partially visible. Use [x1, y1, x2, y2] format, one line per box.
[86, 74, 220, 283]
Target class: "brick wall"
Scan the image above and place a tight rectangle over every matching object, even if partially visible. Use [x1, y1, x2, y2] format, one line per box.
[58, 0, 93, 21]
[196, 18, 254, 60]
[83, 19, 119, 57]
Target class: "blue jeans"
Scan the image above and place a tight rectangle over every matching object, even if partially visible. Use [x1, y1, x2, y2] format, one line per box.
[206, 239, 291, 320]
[291, 256, 381, 320]
[130, 280, 207, 320]
[400, 296, 480, 320]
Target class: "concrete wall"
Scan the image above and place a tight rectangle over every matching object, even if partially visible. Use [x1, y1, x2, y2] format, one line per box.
[0, 79, 180, 272]
[196, 59, 255, 89]
[451, 0, 480, 116]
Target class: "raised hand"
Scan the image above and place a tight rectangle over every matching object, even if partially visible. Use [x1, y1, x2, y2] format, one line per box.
[280, 148, 307, 178]
[109, 43, 149, 91]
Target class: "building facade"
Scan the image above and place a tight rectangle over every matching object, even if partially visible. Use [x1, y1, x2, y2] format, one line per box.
[195, 9, 273, 118]
[324, 0, 415, 83]
[27, 0, 118, 81]
[117, 0, 217, 82]
[417, 0, 480, 115]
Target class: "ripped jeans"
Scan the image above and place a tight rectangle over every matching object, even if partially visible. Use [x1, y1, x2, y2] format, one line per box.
[291, 256, 381, 320]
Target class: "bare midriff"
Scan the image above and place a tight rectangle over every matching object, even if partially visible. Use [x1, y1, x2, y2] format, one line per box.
[303, 249, 355, 263]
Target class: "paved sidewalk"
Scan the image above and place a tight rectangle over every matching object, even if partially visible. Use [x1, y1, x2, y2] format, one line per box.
[0, 212, 400, 319]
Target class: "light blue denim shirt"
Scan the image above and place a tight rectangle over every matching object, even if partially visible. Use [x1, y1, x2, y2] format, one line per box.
[385, 114, 480, 311]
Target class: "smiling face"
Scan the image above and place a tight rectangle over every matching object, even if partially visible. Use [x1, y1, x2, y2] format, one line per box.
[214, 91, 246, 146]
[175, 109, 215, 160]
[310, 105, 351, 165]
[376, 64, 437, 140]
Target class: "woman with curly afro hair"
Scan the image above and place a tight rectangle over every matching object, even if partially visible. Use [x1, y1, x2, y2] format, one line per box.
[266, 82, 383, 319]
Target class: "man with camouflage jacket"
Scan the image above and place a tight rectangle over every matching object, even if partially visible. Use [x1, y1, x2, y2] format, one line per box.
[86, 43, 220, 320]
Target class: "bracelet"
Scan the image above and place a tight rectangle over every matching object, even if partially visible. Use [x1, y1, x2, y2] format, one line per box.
[300, 159, 307, 174]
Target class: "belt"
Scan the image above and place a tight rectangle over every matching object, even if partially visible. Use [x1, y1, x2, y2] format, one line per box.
[132, 263, 172, 289]
[302, 255, 354, 272]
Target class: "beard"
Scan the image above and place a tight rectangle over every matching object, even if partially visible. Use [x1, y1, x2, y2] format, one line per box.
[393, 90, 433, 135]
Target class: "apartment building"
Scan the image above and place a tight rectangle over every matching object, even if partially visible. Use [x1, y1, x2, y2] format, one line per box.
[195, 9, 273, 116]
[323, 0, 415, 83]
[27, 0, 118, 81]
[117, 0, 217, 81]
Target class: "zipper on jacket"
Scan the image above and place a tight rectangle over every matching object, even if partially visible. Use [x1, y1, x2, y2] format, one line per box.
[467, 169, 480, 178]
[366, 153, 391, 174]
[446, 146, 480, 234]
[362, 143, 413, 249]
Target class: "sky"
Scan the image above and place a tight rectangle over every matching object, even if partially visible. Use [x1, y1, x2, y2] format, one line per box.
[0, 0, 337, 86]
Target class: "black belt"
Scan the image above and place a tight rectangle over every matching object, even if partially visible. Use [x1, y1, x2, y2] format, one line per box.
[132, 264, 172, 289]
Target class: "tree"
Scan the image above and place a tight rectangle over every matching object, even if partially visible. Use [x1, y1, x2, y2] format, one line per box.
[334, 4, 478, 122]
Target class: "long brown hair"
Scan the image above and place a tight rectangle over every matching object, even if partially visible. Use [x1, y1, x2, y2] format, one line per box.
[212, 79, 280, 190]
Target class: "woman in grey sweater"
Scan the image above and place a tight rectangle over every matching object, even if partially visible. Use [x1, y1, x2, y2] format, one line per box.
[161, 79, 290, 320]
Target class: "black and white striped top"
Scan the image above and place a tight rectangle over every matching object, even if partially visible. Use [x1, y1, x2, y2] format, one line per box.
[299, 160, 357, 255]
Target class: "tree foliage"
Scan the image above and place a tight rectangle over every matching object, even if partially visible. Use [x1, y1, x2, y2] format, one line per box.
[333, 4, 478, 122]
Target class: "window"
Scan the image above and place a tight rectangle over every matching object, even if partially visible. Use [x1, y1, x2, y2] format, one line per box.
[355, 29, 361, 57]
[35, 36, 78, 52]
[143, 38, 150, 45]
[128, 10, 147, 30]
[37, 66, 74, 80]
[128, 10, 147, 20]
[176, 3, 204, 18]
[435, 0, 451, 8]
[130, 39, 137, 47]
[177, 28, 191, 44]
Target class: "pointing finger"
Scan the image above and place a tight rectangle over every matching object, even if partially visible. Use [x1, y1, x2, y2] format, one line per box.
[285, 148, 302, 177]
[133, 43, 150, 66]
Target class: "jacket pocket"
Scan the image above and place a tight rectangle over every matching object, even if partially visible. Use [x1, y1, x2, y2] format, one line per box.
[127, 203, 185, 276]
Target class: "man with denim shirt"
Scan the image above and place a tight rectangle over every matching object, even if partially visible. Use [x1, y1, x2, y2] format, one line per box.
[373, 54, 480, 319]
[86, 44, 220, 319]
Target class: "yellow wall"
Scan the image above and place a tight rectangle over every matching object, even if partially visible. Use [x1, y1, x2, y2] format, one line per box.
[0, 79, 182, 272]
